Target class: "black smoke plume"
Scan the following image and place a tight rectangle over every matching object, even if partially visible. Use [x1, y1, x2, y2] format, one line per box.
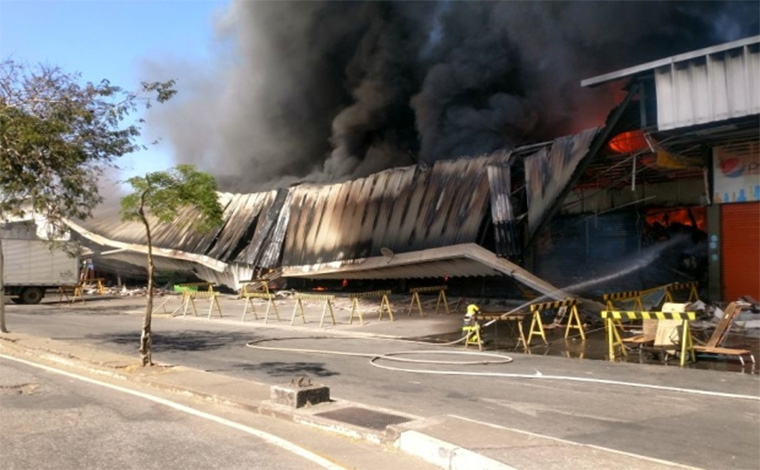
[144, 1, 759, 191]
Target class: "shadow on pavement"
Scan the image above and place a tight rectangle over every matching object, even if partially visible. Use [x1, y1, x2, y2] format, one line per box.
[87, 330, 262, 352]
[230, 361, 339, 378]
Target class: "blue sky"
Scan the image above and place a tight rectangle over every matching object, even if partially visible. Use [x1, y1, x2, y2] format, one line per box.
[0, 0, 228, 182]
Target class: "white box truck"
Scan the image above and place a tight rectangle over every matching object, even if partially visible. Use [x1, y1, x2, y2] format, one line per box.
[1, 238, 80, 304]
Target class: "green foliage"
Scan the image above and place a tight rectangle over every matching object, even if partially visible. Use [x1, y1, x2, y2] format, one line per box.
[0, 59, 176, 228]
[120, 164, 225, 233]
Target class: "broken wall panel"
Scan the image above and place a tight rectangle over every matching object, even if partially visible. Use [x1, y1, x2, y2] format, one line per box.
[236, 188, 290, 268]
[257, 190, 292, 269]
[526, 128, 599, 238]
[487, 163, 520, 257]
[206, 191, 278, 262]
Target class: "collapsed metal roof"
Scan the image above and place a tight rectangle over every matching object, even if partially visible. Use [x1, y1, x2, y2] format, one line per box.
[282, 151, 511, 267]
[282, 242, 568, 301]
[66, 129, 602, 290]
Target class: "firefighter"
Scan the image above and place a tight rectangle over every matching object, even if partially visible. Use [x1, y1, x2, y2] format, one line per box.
[463, 304, 482, 349]
[464, 304, 480, 325]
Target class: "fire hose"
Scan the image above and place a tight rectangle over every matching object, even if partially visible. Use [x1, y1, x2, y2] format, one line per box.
[244, 337, 758, 400]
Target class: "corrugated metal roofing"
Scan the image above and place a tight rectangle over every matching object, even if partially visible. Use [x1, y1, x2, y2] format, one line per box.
[236, 188, 291, 268]
[281, 152, 513, 267]
[525, 129, 599, 237]
[66, 129, 601, 290]
[72, 191, 278, 264]
[655, 41, 760, 130]
[581, 36, 760, 87]
[581, 36, 760, 131]
[487, 163, 519, 257]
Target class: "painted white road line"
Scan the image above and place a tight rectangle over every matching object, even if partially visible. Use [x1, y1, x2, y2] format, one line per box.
[0, 353, 346, 470]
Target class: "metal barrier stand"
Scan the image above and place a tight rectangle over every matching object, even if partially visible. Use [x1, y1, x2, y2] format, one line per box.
[408, 285, 449, 317]
[527, 299, 585, 346]
[348, 290, 394, 325]
[476, 313, 528, 350]
[58, 284, 84, 304]
[179, 282, 222, 319]
[665, 281, 700, 303]
[291, 293, 336, 327]
[601, 310, 696, 366]
[82, 278, 107, 295]
[240, 280, 280, 323]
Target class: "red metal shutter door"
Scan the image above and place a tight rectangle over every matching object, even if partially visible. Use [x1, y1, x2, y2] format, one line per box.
[721, 202, 760, 301]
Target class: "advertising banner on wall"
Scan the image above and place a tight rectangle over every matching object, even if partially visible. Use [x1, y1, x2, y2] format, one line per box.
[713, 142, 760, 204]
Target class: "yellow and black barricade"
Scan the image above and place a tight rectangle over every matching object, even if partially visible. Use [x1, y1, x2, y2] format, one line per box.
[347, 290, 393, 325]
[665, 281, 699, 303]
[179, 282, 223, 319]
[475, 312, 528, 350]
[529, 298, 585, 343]
[601, 309, 696, 366]
[291, 293, 336, 327]
[603, 290, 645, 312]
[408, 285, 449, 317]
[240, 281, 280, 323]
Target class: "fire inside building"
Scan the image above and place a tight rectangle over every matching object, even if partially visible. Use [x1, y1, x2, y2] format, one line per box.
[66, 37, 759, 322]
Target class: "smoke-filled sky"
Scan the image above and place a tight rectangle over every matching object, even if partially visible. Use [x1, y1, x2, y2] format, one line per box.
[142, 1, 759, 191]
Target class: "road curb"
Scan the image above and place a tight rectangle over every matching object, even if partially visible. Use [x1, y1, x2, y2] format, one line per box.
[395, 429, 517, 470]
[0, 334, 485, 468]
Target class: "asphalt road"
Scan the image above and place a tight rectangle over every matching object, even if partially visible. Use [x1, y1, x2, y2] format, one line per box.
[5, 298, 760, 470]
[0, 357, 329, 470]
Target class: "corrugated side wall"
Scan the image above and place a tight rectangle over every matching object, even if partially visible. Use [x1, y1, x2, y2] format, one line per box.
[655, 42, 760, 130]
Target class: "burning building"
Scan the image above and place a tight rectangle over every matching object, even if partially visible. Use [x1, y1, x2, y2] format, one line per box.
[67, 34, 759, 303]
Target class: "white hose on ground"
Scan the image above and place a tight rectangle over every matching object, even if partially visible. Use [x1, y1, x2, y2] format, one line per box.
[245, 337, 760, 401]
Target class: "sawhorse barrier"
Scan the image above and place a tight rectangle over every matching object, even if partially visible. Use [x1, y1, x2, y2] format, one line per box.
[604, 282, 699, 313]
[528, 298, 585, 345]
[665, 281, 699, 303]
[291, 293, 336, 327]
[240, 281, 280, 323]
[601, 309, 696, 366]
[58, 284, 84, 304]
[475, 313, 528, 350]
[82, 278, 107, 295]
[408, 285, 449, 317]
[241, 292, 280, 323]
[179, 283, 222, 319]
[603, 290, 645, 312]
[347, 290, 393, 325]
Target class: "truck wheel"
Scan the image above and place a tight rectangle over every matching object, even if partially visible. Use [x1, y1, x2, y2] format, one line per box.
[20, 287, 44, 305]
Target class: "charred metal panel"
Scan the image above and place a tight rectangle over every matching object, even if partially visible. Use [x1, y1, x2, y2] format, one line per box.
[71, 190, 277, 265]
[487, 164, 519, 257]
[236, 188, 290, 268]
[205, 191, 278, 262]
[525, 129, 598, 239]
[257, 190, 292, 269]
[281, 153, 510, 267]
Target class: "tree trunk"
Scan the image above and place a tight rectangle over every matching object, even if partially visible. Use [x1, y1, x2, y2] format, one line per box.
[139, 212, 154, 366]
[0, 238, 8, 334]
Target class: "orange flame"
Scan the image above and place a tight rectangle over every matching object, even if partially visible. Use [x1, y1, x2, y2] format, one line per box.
[608, 130, 648, 154]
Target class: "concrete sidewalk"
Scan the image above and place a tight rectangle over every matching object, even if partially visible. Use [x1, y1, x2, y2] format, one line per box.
[0, 332, 701, 470]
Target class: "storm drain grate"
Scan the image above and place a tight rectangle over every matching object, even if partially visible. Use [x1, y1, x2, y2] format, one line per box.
[315, 406, 412, 430]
